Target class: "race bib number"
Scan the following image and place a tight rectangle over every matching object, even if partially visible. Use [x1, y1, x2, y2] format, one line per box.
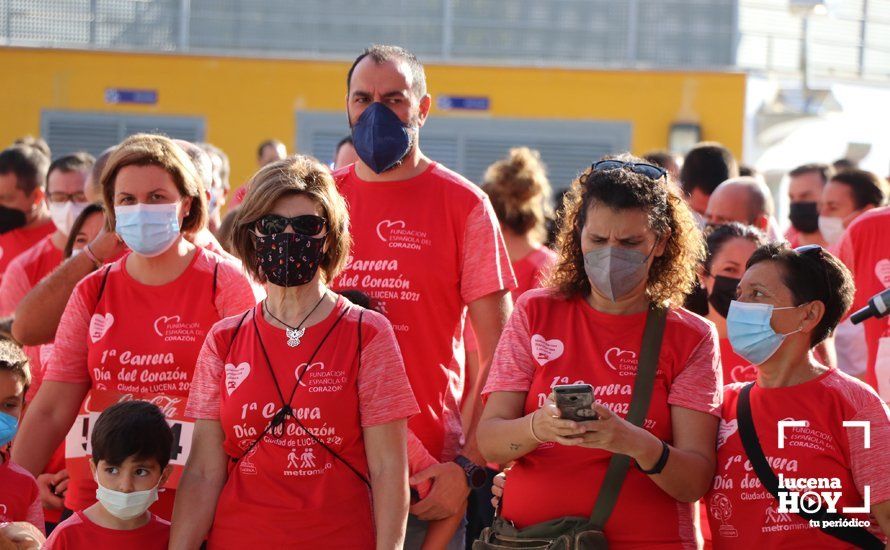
[65, 390, 193, 488]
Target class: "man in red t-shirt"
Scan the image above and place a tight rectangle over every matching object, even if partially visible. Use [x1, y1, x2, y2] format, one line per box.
[331, 45, 515, 548]
[0, 145, 54, 284]
[0, 152, 93, 317]
[838, 206, 890, 399]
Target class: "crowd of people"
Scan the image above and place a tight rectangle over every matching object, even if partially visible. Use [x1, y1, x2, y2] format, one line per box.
[0, 43, 888, 550]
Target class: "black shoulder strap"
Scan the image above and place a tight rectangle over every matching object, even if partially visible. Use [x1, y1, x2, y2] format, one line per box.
[737, 383, 883, 549]
[589, 305, 667, 528]
[92, 265, 113, 310]
[212, 259, 220, 303]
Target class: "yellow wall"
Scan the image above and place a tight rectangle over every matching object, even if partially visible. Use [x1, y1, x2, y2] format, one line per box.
[2, 47, 746, 190]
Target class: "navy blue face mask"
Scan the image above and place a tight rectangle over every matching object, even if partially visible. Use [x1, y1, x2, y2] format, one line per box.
[351, 102, 413, 174]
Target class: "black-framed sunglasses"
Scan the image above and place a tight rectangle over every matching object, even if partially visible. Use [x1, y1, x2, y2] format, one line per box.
[254, 214, 327, 237]
[591, 160, 667, 181]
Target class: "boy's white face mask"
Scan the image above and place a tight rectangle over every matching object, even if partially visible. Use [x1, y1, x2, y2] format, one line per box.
[94, 474, 160, 520]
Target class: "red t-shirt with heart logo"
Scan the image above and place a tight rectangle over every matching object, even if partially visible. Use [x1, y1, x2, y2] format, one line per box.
[838, 206, 890, 399]
[332, 163, 515, 465]
[43, 248, 256, 518]
[483, 288, 722, 548]
[706, 370, 890, 548]
[186, 297, 419, 549]
[719, 338, 757, 385]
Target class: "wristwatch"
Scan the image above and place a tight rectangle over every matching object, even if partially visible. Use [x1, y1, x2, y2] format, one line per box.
[454, 455, 487, 490]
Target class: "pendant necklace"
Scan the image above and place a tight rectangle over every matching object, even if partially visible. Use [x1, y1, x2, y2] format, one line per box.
[264, 292, 328, 347]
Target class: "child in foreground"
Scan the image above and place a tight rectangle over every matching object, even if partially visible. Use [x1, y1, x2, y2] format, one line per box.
[45, 401, 173, 549]
[0, 338, 44, 534]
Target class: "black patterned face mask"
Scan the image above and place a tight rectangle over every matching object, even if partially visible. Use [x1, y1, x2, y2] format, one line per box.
[255, 232, 324, 287]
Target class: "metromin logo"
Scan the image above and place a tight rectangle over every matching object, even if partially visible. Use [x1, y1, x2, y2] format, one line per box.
[776, 420, 872, 528]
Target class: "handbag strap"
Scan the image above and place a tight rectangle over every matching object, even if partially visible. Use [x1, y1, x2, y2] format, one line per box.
[737, 382, 883, 549]
[588, 305, 667, 528]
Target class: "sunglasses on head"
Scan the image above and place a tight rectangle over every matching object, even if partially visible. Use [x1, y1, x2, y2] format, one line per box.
[590, 160, 667, 181]
[254, 214, 327, 237]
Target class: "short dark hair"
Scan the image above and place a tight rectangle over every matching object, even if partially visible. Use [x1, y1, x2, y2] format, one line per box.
[0, 145, 51, 195]
[642, 150, 677, 172]
[789, 163, 833, 185]
[346, 44, 427, 100]
[832, 158, 857, 172]
[257, 139, 285, 160]
[0, 339, 30, 391]
[47, 152, 95, 190]
[704, 222, 767, 274]
[680, 142, 739, 196]
[91, 401, 173, 468]
[747, 243, 854, 347]
[738, 164, 758, 178]
[12, 136, 51, 160]
[829, 169, 887, 209]
[335, 136, 353, 157]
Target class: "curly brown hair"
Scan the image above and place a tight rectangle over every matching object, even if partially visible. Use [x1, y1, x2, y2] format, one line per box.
[548, 154, 705, 306]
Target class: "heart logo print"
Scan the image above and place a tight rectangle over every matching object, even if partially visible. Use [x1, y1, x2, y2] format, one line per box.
[154, 315, 182, 337]
[717, 418, 738, 448]
[376, 220, 406, 242]
[604, 347, 637, 372]
[89, 313, 114, 343]
[295, 362, 325, 386]
[875, 259, 890, 288]
[224, 362, 251, 395]
[530, 335, 564, 366]
[730, 364, 758, 383]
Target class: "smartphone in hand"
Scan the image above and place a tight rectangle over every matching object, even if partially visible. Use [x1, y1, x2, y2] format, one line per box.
[553, 384, 598, 422]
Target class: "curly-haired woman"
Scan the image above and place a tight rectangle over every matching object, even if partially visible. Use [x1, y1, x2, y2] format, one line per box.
[477, 155, 723, 548]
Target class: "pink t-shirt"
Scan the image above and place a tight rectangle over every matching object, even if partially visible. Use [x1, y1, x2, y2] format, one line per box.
[45, 511, 170, 550]
[483, 288, 721, 547]
[43, 247, 257, 517]
[0, 234, 62, 316]
[332, 162, 515, 463]
[706, 370, 890, 548]
[0, 454, 45, 534]
[837, 206, 890, 399]
[186, 297, 418, 548]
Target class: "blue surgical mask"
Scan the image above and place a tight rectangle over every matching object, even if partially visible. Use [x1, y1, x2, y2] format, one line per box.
[726, 300, 803, 365]
[0, 411, 18, 447]
[115, 203, 182, 257]
[351, 102, 413, 174]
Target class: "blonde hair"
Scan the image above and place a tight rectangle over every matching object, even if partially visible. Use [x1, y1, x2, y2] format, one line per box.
[100, 134, 208, 234]
[481, 147, 552, 241]
[549, 154, 705, 306]
[231, 156, 351, 284]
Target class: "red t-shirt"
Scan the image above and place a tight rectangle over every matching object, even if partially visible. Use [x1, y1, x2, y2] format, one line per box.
[0, 454, 44, 533]
[44, 511, 170, 550]
[332, 162, 515, 463]
[837, 206, 890, 399]
[0, 234, 62, 316]
[0, 220, 55, 283]
[43, 247, 257, 518]
[719, 338, 757, 385]
[706, 370, 890, 548]
[483, 289, 722, 547]
[186, 297, 419, 549]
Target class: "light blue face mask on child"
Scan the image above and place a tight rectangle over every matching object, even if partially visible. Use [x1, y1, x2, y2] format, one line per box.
[0, 411, 18, 447]
[726, 300, 803, 365]
[115, 203, 182, 257]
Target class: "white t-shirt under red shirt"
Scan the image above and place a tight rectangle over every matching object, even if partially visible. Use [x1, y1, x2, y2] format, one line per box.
[186, 297, 419, 549]
[332, 162, 515, 464]
[706, 369, 890, 548]
[837, 206, 890, 400]
[483, 288, 722, 548]
[42, 247, 256, 518]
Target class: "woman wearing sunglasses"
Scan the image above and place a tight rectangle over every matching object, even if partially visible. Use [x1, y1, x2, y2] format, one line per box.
[705, 243, 890, 549]
[171, 156, 418, 550]
[12, 134, 257, 520]
[476, 155, 722, 547]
